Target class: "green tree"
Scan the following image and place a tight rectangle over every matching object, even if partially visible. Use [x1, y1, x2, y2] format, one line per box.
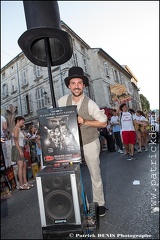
[140, 94, 150, 113]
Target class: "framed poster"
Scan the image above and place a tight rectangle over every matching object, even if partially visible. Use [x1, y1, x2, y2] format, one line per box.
[38, 106, 82, 166]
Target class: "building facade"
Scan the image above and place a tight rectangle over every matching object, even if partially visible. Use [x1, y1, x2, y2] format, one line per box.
[1, 21, 141, 130]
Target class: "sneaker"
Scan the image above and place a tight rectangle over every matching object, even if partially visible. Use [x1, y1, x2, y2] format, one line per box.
[98, 206, 106, 217]
[119, 150, 123, 154]
[145, 148, 148, 152]
[125, 153, 132, 160]
[137, 149, 142, 153]
[130, 155, 137, 160]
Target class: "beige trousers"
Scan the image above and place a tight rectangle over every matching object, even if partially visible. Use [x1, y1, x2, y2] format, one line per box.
[83, 138, 105, 206]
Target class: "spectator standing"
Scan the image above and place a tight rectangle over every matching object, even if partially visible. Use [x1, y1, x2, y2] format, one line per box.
[1, 115, 8, 166]
[118, 103, 137, 160]
[35, 128, 42, 170]
[118, 104, 147, 160]
[58, 66, 107, 217]
[110, 109, 123, 153]
[27, 125, 39, 164]
[21, 124, 31, 166]
[1, 115, 7, 139]
[12, 116, 33, 190]
[105, 120, 116, 152]
[135, 110, 149, 152]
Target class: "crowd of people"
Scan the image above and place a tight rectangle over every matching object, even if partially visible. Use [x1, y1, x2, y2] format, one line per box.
[1, 115, 42, 191]
[99, 104, 159, 161]
[1, 66, 159, 218]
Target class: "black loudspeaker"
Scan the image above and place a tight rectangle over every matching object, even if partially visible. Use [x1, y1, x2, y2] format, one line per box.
[36, 163, 84, 238]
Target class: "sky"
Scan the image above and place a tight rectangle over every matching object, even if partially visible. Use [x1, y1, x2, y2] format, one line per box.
[1, 1, 159, 110]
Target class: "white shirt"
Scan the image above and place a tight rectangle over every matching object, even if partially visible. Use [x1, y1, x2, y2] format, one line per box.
[110, 115, 121, 132]
[135, 115, 146, 122]
[58, 94, 107, 123]
[121, 112, 135, 131]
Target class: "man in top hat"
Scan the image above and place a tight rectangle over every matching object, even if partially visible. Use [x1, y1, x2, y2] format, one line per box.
[58, 66, 107, 217]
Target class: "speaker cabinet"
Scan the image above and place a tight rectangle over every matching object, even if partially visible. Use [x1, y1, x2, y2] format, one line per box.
[36, 163, 84, 234]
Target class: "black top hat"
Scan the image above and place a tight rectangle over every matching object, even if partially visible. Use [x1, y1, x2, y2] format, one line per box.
[18, 1, 73, 67]
[64, 67, 89, 88]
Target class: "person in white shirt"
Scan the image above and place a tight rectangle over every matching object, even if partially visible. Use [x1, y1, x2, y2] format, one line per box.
[134, 110, 149, 152]
[110, 109, 123, 153]
[118, 103, 147, 160]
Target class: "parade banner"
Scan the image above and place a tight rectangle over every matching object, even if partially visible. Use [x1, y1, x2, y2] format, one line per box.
[110, 84, 132, 103]
[38, 106, 82, 166]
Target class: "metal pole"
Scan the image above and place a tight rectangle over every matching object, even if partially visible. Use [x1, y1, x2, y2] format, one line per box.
[44, 38, 56, 108]
[59, 65, 64, 96]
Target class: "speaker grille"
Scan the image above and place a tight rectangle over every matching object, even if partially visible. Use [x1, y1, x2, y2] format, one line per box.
[45, 190, 74, 220]
[41, 172, 75, 224]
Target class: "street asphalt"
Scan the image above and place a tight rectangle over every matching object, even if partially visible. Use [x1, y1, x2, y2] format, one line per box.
[1, 143, 159, 239]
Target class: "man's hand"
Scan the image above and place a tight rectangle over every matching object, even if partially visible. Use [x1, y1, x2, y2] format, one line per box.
[78, 116, 85, 126]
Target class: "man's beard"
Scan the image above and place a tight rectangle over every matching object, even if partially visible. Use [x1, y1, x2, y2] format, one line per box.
[71, 89, 83, 97]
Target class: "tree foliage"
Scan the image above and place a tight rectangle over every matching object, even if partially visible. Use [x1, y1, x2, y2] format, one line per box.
[140, 94, 150, 113]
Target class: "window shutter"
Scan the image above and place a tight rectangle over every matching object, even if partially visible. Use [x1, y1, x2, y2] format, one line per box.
[24, 95, 27, 114]
[28, 93, 32, 112]
[21, 71, 24, 86]
[23, 70, 27, 85]
[36, 66, 41, 77]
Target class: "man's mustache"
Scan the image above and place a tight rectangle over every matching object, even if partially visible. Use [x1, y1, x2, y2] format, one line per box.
[73, 88, 81, 91]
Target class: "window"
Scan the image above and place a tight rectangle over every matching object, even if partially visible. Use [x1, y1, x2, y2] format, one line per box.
[83, 58, 88, 73]
[2, 84, 8, 97]
[24, 94, 32, 114]
[121, 75, 125, 85]
[72, 38, 75, 46]
[11, 78, 16, 93]
[36, 66, 41, 77]
[10, 65, 14, 74]
[36, 89, 45, 109]
[114, 70, 119, 82]
[104, 62, 109, 77]
[81, 46, 85, 55]
[2, 73, 5, 80]
[107, 85, 112, 103]
[21, 70, 28, 86]
[72, 52, 78, 66]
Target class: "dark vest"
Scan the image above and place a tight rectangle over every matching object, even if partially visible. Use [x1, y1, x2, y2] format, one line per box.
[66, 95, 99, 145]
